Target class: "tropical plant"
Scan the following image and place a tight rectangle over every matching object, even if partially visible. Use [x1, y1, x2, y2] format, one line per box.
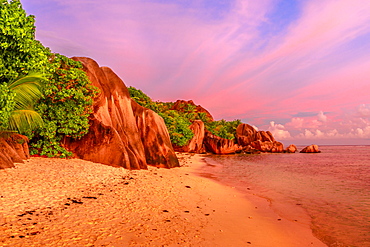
[1, 1, 98, 157]
[0, 0, 49, 81]
[128, 86, 193, 146]
[31, 55, 98, 157]
[158, 110, 194, 147]
[205, 119, 242, 140]
[0, 73, 45, 135]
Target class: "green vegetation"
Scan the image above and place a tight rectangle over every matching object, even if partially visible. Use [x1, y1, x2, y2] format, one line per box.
[0, 73, 45, 134]
[128, 86, 194, 146]
[158, 110, 194, 147]
[31, 55, 98, 157]
[1, 0, 98, 157]
[128, 86, 241, 146]
[206, 119, 242, 140]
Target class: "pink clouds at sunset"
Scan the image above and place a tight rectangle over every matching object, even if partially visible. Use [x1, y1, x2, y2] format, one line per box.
[22, 0, 370, 145]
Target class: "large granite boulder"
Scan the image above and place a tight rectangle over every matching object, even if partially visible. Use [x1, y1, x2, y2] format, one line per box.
[175, 120, 205, 153]
[236, 123, 284, 153]
[300, 145, 321, 153]
[171, 100, 214, 122]
[203, 131, 242, 154]
[0, 134, 29, 169]
[286, 144, 297, 153]
[131, 101, 179, 168]
[236, 123, 258, 146]
[250, 140, 284, 153]
[256, 131, 275, 142]
[64, 57, 179, 169]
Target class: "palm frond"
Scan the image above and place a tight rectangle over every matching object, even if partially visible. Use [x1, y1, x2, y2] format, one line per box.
[7, 72, 46, 110]
[8, 109, 44, 134]
[12, 83, 43, 110]
[7, 72, 46, 90]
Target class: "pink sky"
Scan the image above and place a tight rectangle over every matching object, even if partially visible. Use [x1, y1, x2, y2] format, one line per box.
[23, 0, 370, 145]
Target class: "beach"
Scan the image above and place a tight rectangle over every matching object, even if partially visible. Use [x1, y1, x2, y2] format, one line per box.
[0, 154, 326, 247]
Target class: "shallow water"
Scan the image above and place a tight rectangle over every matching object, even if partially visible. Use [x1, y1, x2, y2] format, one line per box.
[199, 146, 370, 247]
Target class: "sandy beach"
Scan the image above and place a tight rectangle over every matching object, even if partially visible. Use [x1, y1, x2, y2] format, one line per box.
[0, 154, 326, 247]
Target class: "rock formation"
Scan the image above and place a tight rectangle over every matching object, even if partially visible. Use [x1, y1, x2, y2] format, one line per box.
[256, 131, 275, 142]
[203, 131, 242, 154]
[235, 123, 284, 153]
[286, 144, 297, 153]
[171, 120, 287, 155]
[0, 134, 29, 169]
[300, 145, 321, 153]
[175, 120, 205, 153]
[250, 140, 284, 153]
[236, 123, 258, 146]
[171, 100, 214, 122]
[131, 101, 179, 168]
[64, 57, 179, 169]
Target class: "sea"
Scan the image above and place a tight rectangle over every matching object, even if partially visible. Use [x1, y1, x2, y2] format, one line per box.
[196, 146, 370, 247]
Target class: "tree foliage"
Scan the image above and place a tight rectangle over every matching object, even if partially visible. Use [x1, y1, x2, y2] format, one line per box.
[158, 110, 194, 147]
[129, 86, 241, 146]
[128, 86, 193, 146]
[0, 0, 98, 157]
[205, 119, 242, 140]
[2, 73, 45, 134]
[0, 0, 49, 80]
[31, 55, 98, 157]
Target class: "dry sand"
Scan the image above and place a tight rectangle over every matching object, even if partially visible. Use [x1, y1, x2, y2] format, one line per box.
[0, 153, 326, 247]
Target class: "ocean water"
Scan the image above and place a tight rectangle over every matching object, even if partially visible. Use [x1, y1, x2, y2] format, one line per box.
[198, 146, 370, 247]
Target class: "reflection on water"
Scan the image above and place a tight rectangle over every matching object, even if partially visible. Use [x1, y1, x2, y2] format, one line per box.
[198, 146, 370, 247]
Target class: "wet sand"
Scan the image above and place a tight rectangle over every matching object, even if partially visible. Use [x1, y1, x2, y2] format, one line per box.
[0, 154, 326, 246]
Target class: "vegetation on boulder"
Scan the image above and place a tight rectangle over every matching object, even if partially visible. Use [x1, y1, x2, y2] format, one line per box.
[31, 55, 98, 157]
[128, 86, 240, 146]
[128, 86, 193, 146]
[0, 0, 98, 157]
[205, 119, 242, 140]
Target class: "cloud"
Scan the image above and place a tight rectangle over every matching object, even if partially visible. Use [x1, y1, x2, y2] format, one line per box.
[317, 111, 327, 122]
[357, 104, 370, 117]
[268, 121, 292, 140]
[286, 117, 304, 129]
[271, 104, 370, 142]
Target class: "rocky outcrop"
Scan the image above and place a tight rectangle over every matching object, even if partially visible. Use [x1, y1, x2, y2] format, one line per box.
[250, 140, 284, 153]
[236, 124, 258, 146]
[175, 120, 205, 153]
[65, 57, 179, 169]
[131, 101, 179, 168]
[300, 145, 321, 153]
[0, 134, 29, 169]
[171, 100, 214, 122]
[256, 131, 275, 142]
[286, 144, 297, 153]
[236, 123, 284, 153]
[203, 131, 242, 154]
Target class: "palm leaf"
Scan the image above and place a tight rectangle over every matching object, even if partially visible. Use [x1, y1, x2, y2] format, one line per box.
[8, 109, 44, 134]
[7, 72, 46, 110]
[7, 72, 46, 90]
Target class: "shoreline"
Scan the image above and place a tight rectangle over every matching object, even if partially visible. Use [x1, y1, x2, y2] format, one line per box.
[195, 154, 319, 230]
[0, 154, 326, 246]
[181, 153, 327, 247]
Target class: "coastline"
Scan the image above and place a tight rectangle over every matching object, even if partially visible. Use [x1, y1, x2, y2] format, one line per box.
[0, 155, 326, 246]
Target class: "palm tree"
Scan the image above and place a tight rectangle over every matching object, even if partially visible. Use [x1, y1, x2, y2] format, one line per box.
[3, 72, 45, 134]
